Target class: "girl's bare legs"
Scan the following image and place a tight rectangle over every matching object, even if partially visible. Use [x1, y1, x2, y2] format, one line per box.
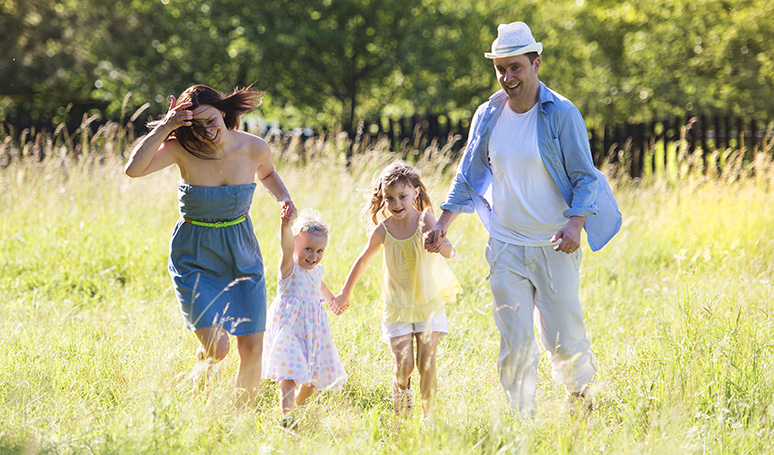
[390, 334, 415, 386]
[280, 379, 296, 415]
[390, 334, 415, 416]
[390, 334, 414, 387]
[415, 331, 441, 417]
[295, 385, 315, 407]
[235, 333, 263, 408]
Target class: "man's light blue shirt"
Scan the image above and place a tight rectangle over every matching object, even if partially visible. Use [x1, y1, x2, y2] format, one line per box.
[440, 82, 622, 251]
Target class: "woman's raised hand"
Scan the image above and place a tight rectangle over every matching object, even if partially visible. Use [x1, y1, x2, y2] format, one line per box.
[160, 95, 193, 131]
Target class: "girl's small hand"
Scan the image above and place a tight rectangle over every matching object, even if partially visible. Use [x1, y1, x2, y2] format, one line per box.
[423, 226, 445, 253]
[330, 294, 350, 315]
[160, 96, 193, 131]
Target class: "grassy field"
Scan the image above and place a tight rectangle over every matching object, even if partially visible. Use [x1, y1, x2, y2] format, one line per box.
[1, 128, 774, 454]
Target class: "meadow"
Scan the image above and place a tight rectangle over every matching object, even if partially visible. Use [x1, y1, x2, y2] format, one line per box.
[1, 122, 774, 454]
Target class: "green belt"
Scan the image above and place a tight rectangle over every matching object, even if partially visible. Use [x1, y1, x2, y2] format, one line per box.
[183, 212, 248, 228]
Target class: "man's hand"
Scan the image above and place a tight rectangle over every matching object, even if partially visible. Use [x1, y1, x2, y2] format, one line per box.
[423, 210, 456, 253]
[551, 216, 585, 254]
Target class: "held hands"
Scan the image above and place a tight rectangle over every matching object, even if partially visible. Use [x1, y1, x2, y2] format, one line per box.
[280, 200, 297, 226]
[329, 294, 350, 316]
[160, 96, 193, 131]
[423, 224, 446, 254]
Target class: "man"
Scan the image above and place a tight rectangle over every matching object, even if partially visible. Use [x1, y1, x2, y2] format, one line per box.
[425, 21, 621, 417]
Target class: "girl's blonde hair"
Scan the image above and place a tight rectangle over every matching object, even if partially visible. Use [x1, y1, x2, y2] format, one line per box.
[292, 208, 330, 237]
[363, 160, 433, 225]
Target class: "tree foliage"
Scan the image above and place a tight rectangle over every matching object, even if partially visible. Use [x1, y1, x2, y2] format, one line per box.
[1, 0, 772, 130]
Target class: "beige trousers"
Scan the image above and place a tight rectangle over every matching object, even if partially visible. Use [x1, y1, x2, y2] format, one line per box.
[486, 237, 597, 416]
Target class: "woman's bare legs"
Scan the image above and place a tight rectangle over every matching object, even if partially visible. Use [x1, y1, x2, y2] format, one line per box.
[235, 332, 263, 408]
[195, 326, 231, 361]
[193, 328, 264, 408]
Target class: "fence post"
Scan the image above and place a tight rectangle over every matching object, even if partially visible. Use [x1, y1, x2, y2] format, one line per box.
[656, 119, 666, 174]
[391, 117, 399, 145]
[685, 115, 697, 154]
[636, 122, 646, 178]
[647, 120, 659, 174]
[603, 124, 612, 161]
[401, 116, 412, 144]
[589, 128, 599, 166]
[672, 116, 682, 151]
[715, 115, 724, 150]
[428, 114, 439, 145]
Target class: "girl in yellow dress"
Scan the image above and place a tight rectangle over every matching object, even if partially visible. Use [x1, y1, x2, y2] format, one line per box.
[331, 160, 461, 418]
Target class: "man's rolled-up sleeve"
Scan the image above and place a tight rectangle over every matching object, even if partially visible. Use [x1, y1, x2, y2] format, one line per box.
[440, 171, 476, 214]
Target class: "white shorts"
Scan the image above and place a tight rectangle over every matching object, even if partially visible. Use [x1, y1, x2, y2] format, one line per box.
[381, 312, 448, 344]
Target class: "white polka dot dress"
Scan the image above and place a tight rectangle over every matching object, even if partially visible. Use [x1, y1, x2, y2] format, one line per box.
[262, 263, 346, 390]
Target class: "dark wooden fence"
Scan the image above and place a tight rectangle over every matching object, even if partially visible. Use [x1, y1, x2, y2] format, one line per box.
[589, 115, 772, 178]
[316, 113, 772, 177]
[2, 112, 771, 178]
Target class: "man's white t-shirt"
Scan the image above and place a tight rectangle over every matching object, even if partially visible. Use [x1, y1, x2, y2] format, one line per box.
[488, 103, 569, 246]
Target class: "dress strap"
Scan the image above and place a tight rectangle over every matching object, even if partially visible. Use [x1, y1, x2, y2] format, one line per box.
[381, 221, 421, 242]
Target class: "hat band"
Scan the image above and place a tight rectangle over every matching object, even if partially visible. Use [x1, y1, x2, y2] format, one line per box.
[494, 43, 534, 54]
[485, 41, 542, 59]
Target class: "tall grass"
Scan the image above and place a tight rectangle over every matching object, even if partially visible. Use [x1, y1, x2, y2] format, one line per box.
[1, 114, 774, 454]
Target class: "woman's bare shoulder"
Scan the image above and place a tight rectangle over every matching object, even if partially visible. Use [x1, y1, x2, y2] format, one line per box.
[233, 130, 269, 153]
[157, 136, 188, 161]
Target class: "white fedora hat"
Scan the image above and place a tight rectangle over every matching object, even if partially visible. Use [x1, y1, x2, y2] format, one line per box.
[484, 22, 543, 59]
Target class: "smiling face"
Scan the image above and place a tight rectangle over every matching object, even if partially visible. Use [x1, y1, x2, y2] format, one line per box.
[191, 104, 227, 146]
[493, 54, 541, 113]
[383, 182, 420, 220]
[293, 230, 328, 270]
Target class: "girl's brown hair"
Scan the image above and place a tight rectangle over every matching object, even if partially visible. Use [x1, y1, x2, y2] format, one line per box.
[151, 84, 264, 159]
[363, 160, 433, 225]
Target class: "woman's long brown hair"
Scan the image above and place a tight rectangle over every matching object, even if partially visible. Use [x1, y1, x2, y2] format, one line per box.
[150, 84, 264, 160]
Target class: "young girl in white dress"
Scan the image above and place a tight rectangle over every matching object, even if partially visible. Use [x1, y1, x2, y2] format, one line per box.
[262, 208, 346, 427]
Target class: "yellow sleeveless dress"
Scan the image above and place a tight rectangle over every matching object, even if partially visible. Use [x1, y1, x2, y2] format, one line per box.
[378, 224, 462, 323]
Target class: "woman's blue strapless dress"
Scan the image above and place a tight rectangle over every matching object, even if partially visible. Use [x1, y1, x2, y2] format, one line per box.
[168, 183, 266, 336]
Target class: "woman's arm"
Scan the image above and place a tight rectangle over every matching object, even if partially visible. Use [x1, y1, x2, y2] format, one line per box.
[252, 137, 296, 221]
[124, 97, 191, 178]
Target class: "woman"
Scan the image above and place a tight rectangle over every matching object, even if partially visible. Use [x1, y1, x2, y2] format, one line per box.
[125, 84, 295, 407]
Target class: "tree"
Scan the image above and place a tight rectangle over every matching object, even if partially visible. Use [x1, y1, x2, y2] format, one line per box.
[0, 0, 98, 124]
[1, 0, 772, 133]
[237, 0, 493, 135]
[574, 0, 774, 126]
